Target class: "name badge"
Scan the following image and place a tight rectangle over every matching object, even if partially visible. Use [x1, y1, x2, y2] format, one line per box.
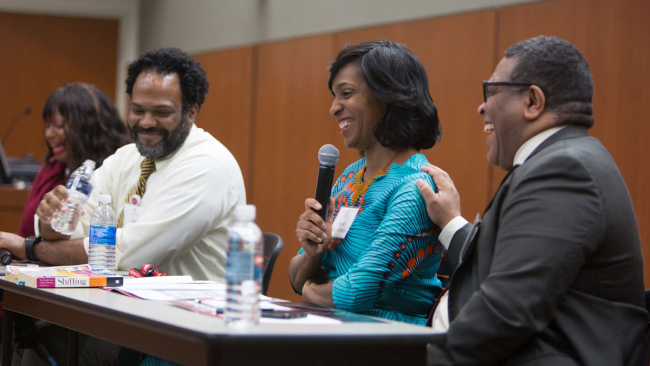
[123, 203, 144, 226]
[331, 207, 360, 239]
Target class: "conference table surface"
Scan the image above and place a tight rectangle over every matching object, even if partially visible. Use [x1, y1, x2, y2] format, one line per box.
[0, 278, 444, 366]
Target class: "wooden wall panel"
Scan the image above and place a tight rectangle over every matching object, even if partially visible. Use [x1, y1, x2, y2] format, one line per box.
[253, 35, 336, 300]
[193, 47, 254, 194]
[335, 10, 497, 224]
[258, 12, 498, 300]
[0, 188, 30, 232]
[0, 12, 118, 161]
[496, 0, 650, 285]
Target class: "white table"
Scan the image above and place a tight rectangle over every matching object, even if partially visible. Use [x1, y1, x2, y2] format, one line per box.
[0, 278, 444, 365]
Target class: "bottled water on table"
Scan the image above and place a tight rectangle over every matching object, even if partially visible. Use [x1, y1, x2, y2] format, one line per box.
[225, 204, 263, 328]
[51, 159, 95, 235]
[89, 195, 117, 273]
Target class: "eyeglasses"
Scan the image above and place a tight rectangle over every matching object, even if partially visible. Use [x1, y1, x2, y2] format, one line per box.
[482, 81, 532, 102]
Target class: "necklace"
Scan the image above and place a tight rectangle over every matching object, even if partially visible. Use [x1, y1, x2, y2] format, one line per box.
[351, 151, 400, 206]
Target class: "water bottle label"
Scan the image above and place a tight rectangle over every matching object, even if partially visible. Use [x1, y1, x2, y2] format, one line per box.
[226, 252, 262, 283]
[89, 226, 116, 245]
[66, 178, 93, 197]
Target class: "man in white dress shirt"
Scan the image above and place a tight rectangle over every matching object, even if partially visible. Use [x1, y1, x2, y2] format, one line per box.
[4, 48, 246, 366]
[22, 47, 246, 283]
[417, 36, 646, 365]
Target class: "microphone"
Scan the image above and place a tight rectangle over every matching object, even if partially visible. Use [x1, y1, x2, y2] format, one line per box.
[313, 144, 340, 221]
[2, 107, 32, 145]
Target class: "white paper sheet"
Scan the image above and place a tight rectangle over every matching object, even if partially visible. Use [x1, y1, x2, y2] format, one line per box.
[113, 276, 272, 301]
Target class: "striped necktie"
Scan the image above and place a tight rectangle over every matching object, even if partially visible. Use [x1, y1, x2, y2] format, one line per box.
[117, 158, 156, 228]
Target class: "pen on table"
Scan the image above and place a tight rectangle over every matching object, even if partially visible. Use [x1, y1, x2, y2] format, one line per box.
[194, 299, 223, 314]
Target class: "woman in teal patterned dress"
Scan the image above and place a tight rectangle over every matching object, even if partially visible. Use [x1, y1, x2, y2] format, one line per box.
[289, 40, 444, 325]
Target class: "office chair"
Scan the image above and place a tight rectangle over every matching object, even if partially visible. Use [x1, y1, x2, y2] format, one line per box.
[261, 232, 284, 296]
[638, 290, 650, 366]
[630, 290, 650, 366]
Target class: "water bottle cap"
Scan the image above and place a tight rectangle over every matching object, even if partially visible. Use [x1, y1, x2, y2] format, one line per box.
[235, 204, 256, 221]
[98, 195, 112, 203]
[83, 159, 96, 169]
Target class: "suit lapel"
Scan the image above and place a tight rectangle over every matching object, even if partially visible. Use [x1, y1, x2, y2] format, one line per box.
[527, 125, 589, 162]
[458, 214, 482, 265]
[482, 164, 520, 217]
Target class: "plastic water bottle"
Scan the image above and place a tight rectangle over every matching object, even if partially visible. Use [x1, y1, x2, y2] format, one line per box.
[225, 205, 263, 328]
[51, 159, 95, 235]
[88, 195, 117, 273]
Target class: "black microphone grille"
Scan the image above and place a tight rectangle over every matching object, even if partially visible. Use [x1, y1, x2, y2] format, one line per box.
[318, 144, 340, 167]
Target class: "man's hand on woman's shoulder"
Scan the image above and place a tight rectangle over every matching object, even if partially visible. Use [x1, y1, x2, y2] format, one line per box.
[416, 164, 462, 230]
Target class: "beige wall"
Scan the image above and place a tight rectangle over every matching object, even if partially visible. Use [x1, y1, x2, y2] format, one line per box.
[139, 0, 545, 53]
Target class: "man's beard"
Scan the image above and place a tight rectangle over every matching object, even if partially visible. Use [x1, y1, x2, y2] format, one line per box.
[129, 115, 190, 159]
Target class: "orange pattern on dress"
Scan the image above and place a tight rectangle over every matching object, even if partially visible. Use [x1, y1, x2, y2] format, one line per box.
[407, 258, 417, 269]
[395, 227, 438, 279]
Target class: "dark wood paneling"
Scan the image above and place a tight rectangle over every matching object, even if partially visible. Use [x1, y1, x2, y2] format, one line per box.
[193, 47, 254, 194]
[335, 10, 497, 225]
[0, 187, 30, 232]
[252, 34, 337, 300]
[496, 0, 650, 285]
[0, 12, 118, 161]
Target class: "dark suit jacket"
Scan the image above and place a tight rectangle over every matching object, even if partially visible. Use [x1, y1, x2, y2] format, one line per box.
[428, 126, 647, 365]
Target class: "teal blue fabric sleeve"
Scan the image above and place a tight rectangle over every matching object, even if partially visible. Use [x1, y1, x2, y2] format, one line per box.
[332, 171, 441, 316]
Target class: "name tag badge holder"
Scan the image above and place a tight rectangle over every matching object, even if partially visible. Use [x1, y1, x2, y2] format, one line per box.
[331, 206, 360, 239]
[123, 195, 143, 225]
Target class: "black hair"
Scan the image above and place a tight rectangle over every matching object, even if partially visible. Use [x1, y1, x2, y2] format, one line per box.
[42, 83, 130, 171]
[328, 40, 441, 151]
[504, 36, 594, 127]
[125, 47, 209, 112]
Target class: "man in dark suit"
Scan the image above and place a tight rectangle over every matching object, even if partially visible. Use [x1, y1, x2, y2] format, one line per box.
[417, 36, 647, 365]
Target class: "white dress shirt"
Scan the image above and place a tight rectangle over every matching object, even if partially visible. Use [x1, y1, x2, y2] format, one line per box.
[431, 126, 567, 332]
[69, 124, 246, 282]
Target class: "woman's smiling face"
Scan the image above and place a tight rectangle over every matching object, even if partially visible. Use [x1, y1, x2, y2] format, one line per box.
[44, 108, 68, 165]
[329, 62, 385, 152]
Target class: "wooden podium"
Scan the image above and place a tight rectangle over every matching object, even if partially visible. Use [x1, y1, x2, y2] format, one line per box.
[0, 186, 29, 232]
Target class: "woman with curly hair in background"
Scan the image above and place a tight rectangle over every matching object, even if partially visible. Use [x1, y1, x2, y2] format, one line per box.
[3, 83, 129, 242]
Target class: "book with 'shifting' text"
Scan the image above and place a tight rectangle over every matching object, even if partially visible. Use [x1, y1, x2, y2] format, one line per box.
[16, 265, 123, 288]
[5, 264, 40, 283]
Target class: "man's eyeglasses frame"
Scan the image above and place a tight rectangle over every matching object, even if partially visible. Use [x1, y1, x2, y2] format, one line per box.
[482, 81, 533, 102]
